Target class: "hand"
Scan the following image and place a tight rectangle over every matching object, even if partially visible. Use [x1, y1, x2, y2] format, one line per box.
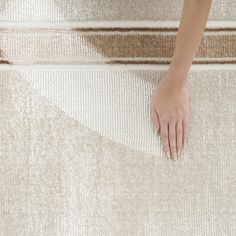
[150, 70, 189, 159]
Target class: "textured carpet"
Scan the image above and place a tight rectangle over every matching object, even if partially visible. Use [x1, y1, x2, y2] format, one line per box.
[0, 0, 236, 236]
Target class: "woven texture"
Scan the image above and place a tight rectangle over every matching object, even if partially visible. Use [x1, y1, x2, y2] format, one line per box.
[0, 0, 236, 236]
[0, 0, 236, 21]
[1, 28, 236, 64]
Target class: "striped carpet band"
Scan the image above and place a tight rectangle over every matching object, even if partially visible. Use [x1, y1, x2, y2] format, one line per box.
[0, 28, 236, 65]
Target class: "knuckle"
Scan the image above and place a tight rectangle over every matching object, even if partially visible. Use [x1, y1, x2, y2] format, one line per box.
[177, 109, 183, 116]
[160, 116, 169, 123]
[161, 133, 168, 139]
[183, 116, 189, 123]
[162, 142, 169, 150]
[183, 121, 188, 128]
[169, 113, 177, 120]
[177, 129, 182, 135]
[177, 144, 182, 150]
[169, 133, 175, 139]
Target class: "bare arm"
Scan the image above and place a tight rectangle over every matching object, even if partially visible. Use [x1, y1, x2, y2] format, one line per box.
[150, 0, 213, 159]
[167, 0, 213, 86]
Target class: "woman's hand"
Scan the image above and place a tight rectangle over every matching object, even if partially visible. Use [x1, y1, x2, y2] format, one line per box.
[150, 70, 189, 160]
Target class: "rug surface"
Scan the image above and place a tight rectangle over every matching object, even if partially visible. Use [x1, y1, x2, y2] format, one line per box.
[0, 0, 236, 236]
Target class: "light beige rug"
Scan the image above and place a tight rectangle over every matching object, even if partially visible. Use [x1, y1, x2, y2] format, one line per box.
[0, 1, 236, 235]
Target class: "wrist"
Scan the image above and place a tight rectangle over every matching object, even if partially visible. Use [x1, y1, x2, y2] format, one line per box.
[168, 63, 190, 78]
[164, 67, 189, 89]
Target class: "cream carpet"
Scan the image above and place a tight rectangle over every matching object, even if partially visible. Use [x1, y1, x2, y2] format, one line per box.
[0, 0, 236, 235]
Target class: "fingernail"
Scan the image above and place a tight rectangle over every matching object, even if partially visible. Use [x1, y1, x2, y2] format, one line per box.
[166, 151, 170, 158]
[172, 153, 177, 160]
[153, 126, 158, 133]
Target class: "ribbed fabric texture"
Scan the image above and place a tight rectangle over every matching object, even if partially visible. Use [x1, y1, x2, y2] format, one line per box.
[0, 0, 236, 21]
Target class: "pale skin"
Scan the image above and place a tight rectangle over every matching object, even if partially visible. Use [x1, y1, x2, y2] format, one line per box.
[150, 0, 213, 160]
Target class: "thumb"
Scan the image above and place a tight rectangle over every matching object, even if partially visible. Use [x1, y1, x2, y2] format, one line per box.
[150, 105, 160, 133]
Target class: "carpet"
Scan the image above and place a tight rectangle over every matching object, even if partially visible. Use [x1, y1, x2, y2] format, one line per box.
[0, 0, 236, 236]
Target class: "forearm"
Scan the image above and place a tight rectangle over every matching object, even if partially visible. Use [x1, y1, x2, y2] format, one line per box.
[167, 0, 212, 85]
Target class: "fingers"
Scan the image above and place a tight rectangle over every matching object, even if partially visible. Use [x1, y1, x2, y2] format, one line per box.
[150, 104, 160, 133]
[151, 99, 189, 160]
[160, 117, 187, 160]
[168, 120, 177, 159]
[183, 115, 189, 146]
[160, 119, 170, 158]
[176, 120, 183, 156]
[155, 111, 160, 134]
